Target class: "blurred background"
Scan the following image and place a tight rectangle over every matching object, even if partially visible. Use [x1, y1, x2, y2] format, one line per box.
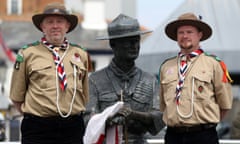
[0, 0, 240, 142]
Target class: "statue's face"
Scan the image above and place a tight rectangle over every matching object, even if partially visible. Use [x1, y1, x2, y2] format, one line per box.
[110, 35, 140, 62]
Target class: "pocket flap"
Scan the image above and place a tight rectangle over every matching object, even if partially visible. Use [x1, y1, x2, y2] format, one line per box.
[70, 59, 86, 71]
[193, 73, 211, 83]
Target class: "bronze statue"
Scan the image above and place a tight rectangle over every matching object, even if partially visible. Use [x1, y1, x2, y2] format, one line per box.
[84, 14, 164, 144]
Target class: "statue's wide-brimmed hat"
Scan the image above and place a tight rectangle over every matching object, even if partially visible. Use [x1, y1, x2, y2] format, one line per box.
[165, 13, 212, 41]
[97, 14, 152, 40]
[32, 3, 78, 33]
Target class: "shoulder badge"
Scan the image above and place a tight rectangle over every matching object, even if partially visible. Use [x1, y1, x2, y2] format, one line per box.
[14, 41, 40, 70]
[14, 50, 23, 70]
[204, 52, 233, 83]
[16, 51, 23, 63]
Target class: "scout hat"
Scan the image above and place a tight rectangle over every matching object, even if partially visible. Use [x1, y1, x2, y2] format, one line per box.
[32, 3, 78, 33]
[165, 12, 212, 41]
[96, 14, 152, 40]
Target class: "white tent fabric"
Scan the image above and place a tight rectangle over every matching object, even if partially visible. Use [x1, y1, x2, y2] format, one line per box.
[136, 0, 240, 74]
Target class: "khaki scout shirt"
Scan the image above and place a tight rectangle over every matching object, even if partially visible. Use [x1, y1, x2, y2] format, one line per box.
[10, 42, 89, 117]
[159, 53, 232, 126]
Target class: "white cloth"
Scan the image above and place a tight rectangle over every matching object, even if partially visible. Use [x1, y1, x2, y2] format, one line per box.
[83, 101, 124, 144]
[106, 125, 123, 144]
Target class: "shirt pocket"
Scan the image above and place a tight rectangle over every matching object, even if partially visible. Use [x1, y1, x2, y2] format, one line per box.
[70, 59, 86, 76]
[98, 92, 118, 111]
[192, 72, 213, 101]
[70, 60, 87, 89]
[161, 76, 178, 101]
[131, 93, 151, 111]
[29, 64, 54, 89]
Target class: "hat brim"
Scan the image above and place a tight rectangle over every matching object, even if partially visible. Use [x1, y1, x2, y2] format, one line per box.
[96, 30, 152, 40]
[32, 14, 78, 33]
[165, 20, 212, 41]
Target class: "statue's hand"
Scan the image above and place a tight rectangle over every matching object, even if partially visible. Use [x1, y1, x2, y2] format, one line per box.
[106, 115, 126, 127]
[117, 106, 132, 118]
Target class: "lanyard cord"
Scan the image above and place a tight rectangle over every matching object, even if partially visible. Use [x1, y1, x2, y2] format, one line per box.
[176, 78, 195, 119]
[176, 57, 194, 118]
[52, 45, 77, 118]
[56, 65, 77, 118]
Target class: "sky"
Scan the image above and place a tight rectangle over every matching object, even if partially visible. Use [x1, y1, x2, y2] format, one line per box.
[137, 0, 184, 30]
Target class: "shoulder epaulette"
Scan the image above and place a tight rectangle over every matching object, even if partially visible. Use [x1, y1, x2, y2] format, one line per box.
[204, 52, 221, 61]
[70, 43, 86, 51]
[16, 41, 40, 64]
[204, 52, 233, 83]
[21, 41, 40, 49]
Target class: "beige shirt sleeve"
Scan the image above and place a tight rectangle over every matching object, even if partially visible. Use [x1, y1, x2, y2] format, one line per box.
[10, 49, 27, 102]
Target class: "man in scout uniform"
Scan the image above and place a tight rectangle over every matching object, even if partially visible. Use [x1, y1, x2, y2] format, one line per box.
[9, 3, 89, 144]
[159, 13, 233, 144]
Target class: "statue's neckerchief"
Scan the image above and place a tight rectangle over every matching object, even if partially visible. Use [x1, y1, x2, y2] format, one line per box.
[106, 61, 141, 101]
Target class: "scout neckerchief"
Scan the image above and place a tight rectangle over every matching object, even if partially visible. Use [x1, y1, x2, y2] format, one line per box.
[41, 37, 68, 91]
[175, 48, 203, 105]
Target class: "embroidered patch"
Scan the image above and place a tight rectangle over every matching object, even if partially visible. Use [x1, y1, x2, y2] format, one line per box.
[16, 53, 23, 63]
[166, 67, 174, 75]
[14, 52, 23, 70]
[14, 62, 20, 70]
[198, 86, 203, 93]
[73, 53, 81, 62]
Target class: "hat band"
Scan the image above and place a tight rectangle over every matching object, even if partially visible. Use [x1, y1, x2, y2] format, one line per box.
[109, 26, 139, 36]
[44, 8, 68, 15]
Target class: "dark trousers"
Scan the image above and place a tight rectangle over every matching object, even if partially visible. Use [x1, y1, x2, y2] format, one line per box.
[165, 126, 219, 144]
[21, 113, 85, 144]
